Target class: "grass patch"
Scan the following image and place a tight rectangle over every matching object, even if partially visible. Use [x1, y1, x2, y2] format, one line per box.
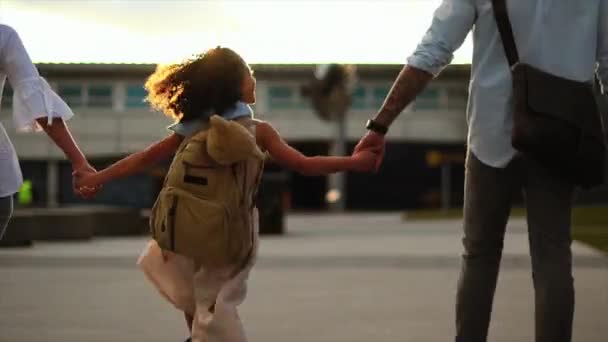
[404, 207, 526, 220]
[404, 206, 608, 255]
[572, 226, 608, 254]
[571, 206, 608, 226]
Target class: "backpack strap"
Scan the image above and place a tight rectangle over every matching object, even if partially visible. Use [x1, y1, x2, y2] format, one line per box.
[234, 119, 265, 274]
[242, 119, 265, 209]
[250, 158, 264, 210]
[161, 127, 209, 188]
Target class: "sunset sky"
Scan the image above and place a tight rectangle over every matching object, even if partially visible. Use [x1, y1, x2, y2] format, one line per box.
[0, 0, 473, 64]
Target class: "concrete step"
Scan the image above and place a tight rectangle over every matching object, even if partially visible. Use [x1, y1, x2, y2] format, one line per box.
[0, 206, 147, 246]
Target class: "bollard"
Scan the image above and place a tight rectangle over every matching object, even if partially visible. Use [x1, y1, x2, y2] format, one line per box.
[257, 172, 289, 235]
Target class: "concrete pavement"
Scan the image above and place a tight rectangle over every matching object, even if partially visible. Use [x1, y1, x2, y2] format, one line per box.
[0, 213, 606, 342]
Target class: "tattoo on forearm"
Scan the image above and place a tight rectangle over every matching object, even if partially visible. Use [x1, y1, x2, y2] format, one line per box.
[375, 65, 433, 127]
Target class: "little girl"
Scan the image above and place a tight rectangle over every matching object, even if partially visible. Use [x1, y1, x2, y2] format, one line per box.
[75, 47, 377, 342]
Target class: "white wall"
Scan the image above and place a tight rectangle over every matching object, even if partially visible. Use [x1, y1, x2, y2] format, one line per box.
[0, 79, 468, 160]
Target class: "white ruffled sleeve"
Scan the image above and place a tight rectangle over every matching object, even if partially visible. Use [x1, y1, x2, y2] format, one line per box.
[0, 24, 74, 132]
[12, 76, 74, 132]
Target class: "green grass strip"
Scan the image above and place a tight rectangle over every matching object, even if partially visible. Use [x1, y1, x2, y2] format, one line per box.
[404, 206, 608, 254]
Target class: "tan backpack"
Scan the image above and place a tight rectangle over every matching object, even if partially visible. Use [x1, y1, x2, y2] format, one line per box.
[150, 115, 265, 269]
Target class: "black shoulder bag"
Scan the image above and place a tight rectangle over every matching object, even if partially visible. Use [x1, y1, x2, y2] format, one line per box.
[492, 0, 606, 188]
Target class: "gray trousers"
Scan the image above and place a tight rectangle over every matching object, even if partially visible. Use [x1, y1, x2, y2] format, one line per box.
[456, 152, 575, 342]
[0, 196, 13, 240]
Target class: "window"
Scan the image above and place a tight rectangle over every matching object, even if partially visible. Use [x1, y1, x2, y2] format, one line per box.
[88, 85, 113, 107]
[371, 85, 390, 108]
[126, 84, 148, 108]
[268, 85, 296, 109]
[413, 87, 440, 110]
[58, 84, 84, 107]
[1, 83, 12, 108]
[446, 86, 468, 110]
[351, 85, 366, 109]
[57, 83, 114, 108]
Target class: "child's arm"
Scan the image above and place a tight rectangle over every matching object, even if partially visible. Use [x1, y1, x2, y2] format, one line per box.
[75, 133, 184, 188]
[256, 121, 376, 176]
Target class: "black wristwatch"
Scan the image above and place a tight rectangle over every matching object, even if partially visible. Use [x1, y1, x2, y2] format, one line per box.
[365, 119, 388, 135]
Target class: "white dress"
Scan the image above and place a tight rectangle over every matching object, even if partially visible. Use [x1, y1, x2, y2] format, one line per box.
[137, 211, 259, 342]
[0, 24, 74, 197]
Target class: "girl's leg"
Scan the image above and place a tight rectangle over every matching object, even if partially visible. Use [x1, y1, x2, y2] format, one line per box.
[212, 266, 252, 342]
[184, 312, 194, 331]
[192, 216, 259, 342]
[190, 268, 230, 342]
[190, 265, 253, 342]
[182, 311, 194, 342]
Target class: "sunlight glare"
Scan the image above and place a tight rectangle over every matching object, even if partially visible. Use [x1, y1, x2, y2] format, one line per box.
[0, 0, 472, 65]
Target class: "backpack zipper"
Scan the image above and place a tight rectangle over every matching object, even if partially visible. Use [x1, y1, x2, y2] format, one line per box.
[168, 196, 178, 251]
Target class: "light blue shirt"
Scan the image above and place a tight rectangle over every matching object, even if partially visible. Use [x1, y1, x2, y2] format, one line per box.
[407, 0, 608, 167]
[168, 102, 253, 137]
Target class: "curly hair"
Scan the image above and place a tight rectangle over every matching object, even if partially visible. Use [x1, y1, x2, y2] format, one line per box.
[145, 47, 248, 122]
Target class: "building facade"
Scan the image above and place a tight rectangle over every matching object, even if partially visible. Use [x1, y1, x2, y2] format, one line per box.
[1, 63, 473, 210]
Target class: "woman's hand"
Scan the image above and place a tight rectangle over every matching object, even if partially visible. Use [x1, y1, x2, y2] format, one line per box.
[72, 166, 102, 198]
[72, 163, 102, 199]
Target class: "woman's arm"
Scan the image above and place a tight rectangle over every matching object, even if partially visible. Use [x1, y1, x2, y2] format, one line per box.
[76, 133, 184, 187]
[36, 118, 90, 169]
[256, 121, 374, 176]
[35, 118, 101, 197]
[2, 25, 91, 172]
[1, 25, 100, 196]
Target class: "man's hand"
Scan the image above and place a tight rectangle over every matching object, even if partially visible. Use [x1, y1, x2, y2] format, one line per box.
[72, 163, 101, 199]
[353, 65, 432, 173]
[351, 150, 379, 173]
[354, 131, 386, 172]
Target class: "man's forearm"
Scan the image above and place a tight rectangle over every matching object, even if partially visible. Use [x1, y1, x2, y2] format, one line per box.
[36, 118, 88, 168]
[373, 65, 434, 128]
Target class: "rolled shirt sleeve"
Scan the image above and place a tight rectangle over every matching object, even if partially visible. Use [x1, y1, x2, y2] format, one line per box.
[597, 0, 608, 92]
[407, 0, 476, 76]
[0, 24, 73, 131]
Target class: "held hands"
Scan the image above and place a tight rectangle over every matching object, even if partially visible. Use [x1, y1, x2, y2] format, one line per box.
[72, 162, 102, 199]
[351, 149, 379, 173]
[352, 130, 386, 173]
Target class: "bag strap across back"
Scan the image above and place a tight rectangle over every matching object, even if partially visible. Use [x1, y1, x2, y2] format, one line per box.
[491, 0, 520, 68]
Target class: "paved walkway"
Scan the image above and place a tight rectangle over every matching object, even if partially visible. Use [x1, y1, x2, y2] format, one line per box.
[0, 213, 606, 342]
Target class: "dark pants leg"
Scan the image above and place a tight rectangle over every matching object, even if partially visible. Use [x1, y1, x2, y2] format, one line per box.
[0, 196, 14, 240]
[523, 157, 575, 342]
[456, 151, 575, 342]
[455, 151, 521, 342]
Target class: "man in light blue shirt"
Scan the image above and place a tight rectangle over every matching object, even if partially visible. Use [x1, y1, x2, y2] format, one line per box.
[355, 1, 607, 341]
